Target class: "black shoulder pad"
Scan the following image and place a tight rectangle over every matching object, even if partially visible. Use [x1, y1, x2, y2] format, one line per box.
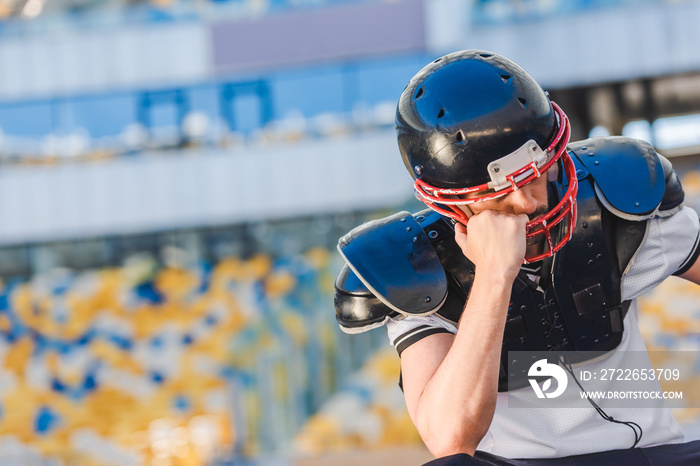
[570, 137, 672, 220]
[657, 153, 685, 214]
[337, 211, 447, 316]
[334, 264, 397, 334]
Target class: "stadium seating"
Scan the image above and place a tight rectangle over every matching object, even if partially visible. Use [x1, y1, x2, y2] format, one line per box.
[0, 245, 395, 463]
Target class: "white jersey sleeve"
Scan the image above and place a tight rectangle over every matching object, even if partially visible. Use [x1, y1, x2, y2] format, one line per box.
[386, 315, 456, 355]
[621, 205, 700, 301]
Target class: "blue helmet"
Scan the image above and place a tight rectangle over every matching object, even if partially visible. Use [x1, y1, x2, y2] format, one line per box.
[395, 50, 577, 262]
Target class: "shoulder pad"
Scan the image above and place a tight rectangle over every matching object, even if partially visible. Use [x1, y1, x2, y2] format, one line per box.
[334, 264, 397, 334]
[569, 137, 682, 220]
[657, 153, 685, 215]
[337, 211, 447, 316]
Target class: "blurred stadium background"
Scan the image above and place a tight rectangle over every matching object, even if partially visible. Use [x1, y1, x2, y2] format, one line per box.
[0, 0, 699, 464]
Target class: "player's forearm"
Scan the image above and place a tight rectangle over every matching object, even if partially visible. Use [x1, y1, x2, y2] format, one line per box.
[412, 273, 511, 456]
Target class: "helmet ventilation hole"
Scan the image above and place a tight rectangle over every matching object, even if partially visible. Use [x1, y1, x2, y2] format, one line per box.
[479, 53, 493, 58]
[434, 57, 442, 63]
[517, 97, 527, 107]
[437, 109, 445, 118]
[500, 74, 512, 83]
[415, 87, 424, 99]
[455, 130, 465, 143]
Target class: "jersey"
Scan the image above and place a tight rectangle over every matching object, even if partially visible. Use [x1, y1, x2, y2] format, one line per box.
[387, 205, 700, 457]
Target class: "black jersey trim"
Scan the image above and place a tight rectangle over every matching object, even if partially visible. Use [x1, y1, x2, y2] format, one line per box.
[393, 325, 430, 347]
[394, 326, 453, 357]
[674, 221, 700, 276]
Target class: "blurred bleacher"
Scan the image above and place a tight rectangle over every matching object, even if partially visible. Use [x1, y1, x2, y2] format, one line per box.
[0, 0, 699, 464]
[0, 0, 698, 162]
[0, 229, 400, 464]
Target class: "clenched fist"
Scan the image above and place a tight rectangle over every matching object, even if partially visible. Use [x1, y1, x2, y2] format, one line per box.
[454, 210, 528, 283]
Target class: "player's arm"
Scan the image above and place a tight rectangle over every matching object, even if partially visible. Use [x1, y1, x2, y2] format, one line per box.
[680, 267, 700, 284]
[672, 206, 700, 285]
[399, 211, 526, 457]
[678, 235, 700, 285]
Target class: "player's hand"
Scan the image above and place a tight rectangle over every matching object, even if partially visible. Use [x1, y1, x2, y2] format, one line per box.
[454, 210, 527, 282]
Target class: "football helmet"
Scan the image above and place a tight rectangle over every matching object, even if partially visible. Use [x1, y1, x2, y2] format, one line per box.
[396, 50, 577, 263]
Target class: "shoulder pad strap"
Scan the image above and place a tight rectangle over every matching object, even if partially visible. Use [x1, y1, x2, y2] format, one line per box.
[570, 137, 666, 220]
[334, 264, 396, 334]
[338, 211, 447, 316]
